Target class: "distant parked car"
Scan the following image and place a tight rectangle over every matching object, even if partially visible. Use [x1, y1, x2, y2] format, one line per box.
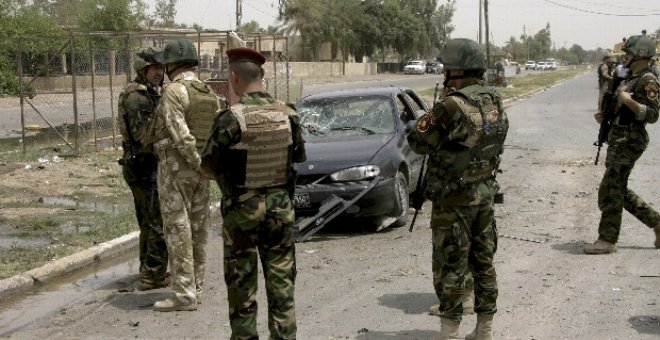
[294, 86, 429, 230]
[545, 59, 557, 70]
[404, 60, 425, 74]
[425, 61, 443, 74]
[536, 61, 547, 71]
[525, 60, 536, 70]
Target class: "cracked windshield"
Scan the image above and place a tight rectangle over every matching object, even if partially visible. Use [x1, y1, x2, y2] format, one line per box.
[298, 95, 395, 138]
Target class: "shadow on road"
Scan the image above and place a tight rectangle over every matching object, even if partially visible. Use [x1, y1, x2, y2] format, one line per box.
[108, 291, 168, 311]
[551, 241, 586, 255]
[355, 329, 439, 339]
[377, 292, 437, 315]
[628, 315, 660, 335]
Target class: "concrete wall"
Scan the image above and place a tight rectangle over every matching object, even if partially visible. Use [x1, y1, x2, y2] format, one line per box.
[24, 62, 379, 92]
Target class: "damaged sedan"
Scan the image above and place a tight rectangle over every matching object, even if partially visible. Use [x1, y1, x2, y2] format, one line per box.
[293, 86, 429, 233]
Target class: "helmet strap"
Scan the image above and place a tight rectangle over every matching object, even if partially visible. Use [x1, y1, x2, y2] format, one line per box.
[165, 63, 183, 80]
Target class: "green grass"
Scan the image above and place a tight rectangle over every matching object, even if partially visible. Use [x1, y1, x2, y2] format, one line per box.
[418, 66, 589, 103]
[0, 207, 136, 279]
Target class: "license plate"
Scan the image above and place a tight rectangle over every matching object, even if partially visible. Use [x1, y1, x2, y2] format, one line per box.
[293, 193, 311, 208]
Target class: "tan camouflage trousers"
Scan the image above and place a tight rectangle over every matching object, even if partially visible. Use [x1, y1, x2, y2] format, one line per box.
[220, 189, 297, 340]
[157, 148, 210, 304]
[431, 201, 498, 322]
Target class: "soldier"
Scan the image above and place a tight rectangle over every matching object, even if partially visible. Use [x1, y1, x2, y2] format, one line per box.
[408, 38, 508, 340]
[145, 38, 221, 311]
[201, 46, 306, 340]
[598, 55, 614, 110]
[117, 47, 169, 291]
[584, 35, 660, 254]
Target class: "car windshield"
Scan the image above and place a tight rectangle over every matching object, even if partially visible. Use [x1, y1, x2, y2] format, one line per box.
[297, 95, 396, 137]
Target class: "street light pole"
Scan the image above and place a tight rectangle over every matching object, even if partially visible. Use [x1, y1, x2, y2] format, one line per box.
[484, 0, 490, 67]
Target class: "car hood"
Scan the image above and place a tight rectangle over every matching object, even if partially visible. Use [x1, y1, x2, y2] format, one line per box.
[296, 134, 394, 175]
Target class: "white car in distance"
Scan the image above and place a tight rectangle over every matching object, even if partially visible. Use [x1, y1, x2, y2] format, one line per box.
[403, 60, 425, 74]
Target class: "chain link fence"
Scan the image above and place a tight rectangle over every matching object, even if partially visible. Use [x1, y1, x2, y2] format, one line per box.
[11, 30, 296, 155]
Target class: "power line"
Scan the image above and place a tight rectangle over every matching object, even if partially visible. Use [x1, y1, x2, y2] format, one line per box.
[568, 0, 660, 12]
[244, 0, 279, 19]
[543, 0, 660, 16]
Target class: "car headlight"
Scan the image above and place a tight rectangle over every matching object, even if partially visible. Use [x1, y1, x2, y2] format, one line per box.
[330, 165, 381, 181]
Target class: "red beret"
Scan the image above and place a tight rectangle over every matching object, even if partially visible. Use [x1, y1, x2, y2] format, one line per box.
[226, 47, 266, 65]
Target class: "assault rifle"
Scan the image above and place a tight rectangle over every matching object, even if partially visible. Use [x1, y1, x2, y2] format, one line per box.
[409, 81, 440, 232]
[594, 88, 617, 166]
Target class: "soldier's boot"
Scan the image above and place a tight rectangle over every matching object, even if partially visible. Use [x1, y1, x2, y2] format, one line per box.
[436, 317, 460, 340]
[583, 239, 617, 255]
[653, 224, 660, 249]
[153, 297, 197, 312]
[465, 313, 494, 340]
[137, 273, 171, 291]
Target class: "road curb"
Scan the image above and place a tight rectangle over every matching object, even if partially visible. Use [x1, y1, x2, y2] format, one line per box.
[0, 231, 139, 300]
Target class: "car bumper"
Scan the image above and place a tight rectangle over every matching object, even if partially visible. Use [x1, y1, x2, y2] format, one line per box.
[294, 177, 397, 219]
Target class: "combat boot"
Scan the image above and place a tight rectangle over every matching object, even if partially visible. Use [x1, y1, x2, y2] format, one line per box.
[153, 297, 197, 312]
[137, 274, 171, 291]
[437, 317, 460, 340]
[583, 239, 617, 255]
[653, 224, 660, 249]
[465, 313, 494, 340]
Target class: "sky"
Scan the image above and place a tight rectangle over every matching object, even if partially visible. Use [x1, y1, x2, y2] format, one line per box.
[143, 0, 660, 51]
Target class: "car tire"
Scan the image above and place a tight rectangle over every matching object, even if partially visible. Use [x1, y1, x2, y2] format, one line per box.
[390, 170, 410, 228]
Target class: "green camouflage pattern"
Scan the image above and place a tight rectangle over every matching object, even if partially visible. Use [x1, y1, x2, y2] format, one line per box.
[408, 80, 508, 206]
[221, 189, 297, 340]
[597, 69, 660, 244]
[118, 79, 168, 283]
[623, 35, 657, 58]
[431, 202, 498, 322]
[439, 38, 487, 71]
[146, 70, 213, 304]
[157, 38, 199, 66]
[133, 47, 162, 72]
[201, 92, 305, 339]
[408, 79, 505, 323]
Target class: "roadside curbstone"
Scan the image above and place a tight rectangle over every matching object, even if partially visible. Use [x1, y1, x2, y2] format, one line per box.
[0, 231, 139, 299]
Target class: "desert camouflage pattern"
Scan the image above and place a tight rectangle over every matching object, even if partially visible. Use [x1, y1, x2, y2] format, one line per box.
[597, 68, 660, 244]
[408, 78, 506, 323]
[201, 92, 305, 339]
[118, 78, 168, 284]
[146, 70, 216, 304]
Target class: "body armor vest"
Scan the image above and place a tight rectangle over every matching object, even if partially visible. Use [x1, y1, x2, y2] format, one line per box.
[229, 103, 293, 189]
[180, 80, 218, 152]
[118, 82, 158, 154]
[436, 85, 507, 183]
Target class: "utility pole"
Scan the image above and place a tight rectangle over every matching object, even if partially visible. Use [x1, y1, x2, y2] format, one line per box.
[236, 0, 242, 30]
[484, 0, 490, 67]
[478, 0, 482, 44]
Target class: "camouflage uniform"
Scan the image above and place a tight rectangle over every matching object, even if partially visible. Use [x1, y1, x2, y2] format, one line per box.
[596, 67, 660, 244]
[201, 92, 306, 340]
[408, 79, 508, 323]
[146, 70, 220, 305]
[118, 76, 168, 287]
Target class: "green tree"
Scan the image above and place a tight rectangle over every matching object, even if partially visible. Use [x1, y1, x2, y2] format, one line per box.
[77, 0, 146, 31]
[0, 1, 62, 95]
[279, 0, 324, 60]
[239, 20, 266, 34]
[154, 0, 177, 28]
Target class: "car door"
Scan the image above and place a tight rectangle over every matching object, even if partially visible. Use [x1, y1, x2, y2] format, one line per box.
[397, 90, 427, 192]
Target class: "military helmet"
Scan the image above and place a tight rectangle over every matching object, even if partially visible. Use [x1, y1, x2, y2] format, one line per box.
[156, 38, 199, 66]
[622, 35, 656, 58]
[439, 38, 487, 72]
[133, 47, 162, 72]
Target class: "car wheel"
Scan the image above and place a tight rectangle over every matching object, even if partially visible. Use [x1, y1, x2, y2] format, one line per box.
[390, 170, 410, 228]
